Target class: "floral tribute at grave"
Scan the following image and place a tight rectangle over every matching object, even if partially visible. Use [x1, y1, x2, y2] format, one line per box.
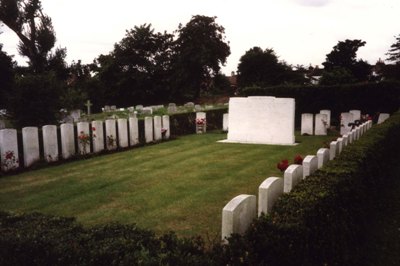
[77, 128, 95, 155]
[277, 154, 304, 172]
[195, 118, 206, 134]
[2, 150, 19, 171]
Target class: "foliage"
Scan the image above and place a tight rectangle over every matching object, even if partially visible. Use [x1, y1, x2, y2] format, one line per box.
[170, 15, 231, 100]
[386, 34, 400, 63]
[0, 43, 15, 109]
[0, 0, 67, 74]
[322, 39, 371, 83]
[237, 47, 306, 88]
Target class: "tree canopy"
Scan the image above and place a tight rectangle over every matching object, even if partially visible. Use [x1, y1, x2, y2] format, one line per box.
[386, 34, 400, 64]
[0, 42, 15, 109]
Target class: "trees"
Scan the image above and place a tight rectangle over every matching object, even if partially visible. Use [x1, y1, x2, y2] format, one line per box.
[321, 39, 371, 84]
[170, 15, 230, 100]
[237, 47, 306, 88]
[386, 34, 400, 63]
[0, 43, 15, 109]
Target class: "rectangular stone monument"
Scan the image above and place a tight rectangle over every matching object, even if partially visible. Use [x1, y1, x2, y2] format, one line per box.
[342, 134, 349, 147]
[196, 112, 207, 134]
[104, 105, 111, 112]
[129, 117, 139, 145]
[301, 113, 314, 135]
[314, 113, 327, 135]
[144, 117, 154, 143]
[284, 164, 303, 193]
[0, 129, 19, 171]
[340, 112, 354, 135]
[60, 123, 75, 159]
[329, 141, 338, 160]
[258, 177, 283, 216]
[162, 115, 170, 140]
[142, 107, 153, 115]
[350, 110, 361, 122]
[317, 148, 329, 169]
[110, 105, 117, 111]
[153, 116, 162, 141]
[135, 105, 144, 112]
[320, 110, 331, 127]
[42, 125, 59, 162]
[105, 119, 117, 150]
[223, 113, 229, 132]
[337, 138, 343, 154]
[77, 122, 90, 155]
[70, 109, 81, 122]
[22, 127, 40, 167]
[302, 155, 318, 179]
[221, 194, 256, 242]
[226, 96, 295, 145]
[117, 119, 128, 148]
[377, 113, 390, 124]
[91, 121, 104, 153]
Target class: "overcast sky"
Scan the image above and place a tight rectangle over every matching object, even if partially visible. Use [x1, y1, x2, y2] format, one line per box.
[1, 0, 399, 75]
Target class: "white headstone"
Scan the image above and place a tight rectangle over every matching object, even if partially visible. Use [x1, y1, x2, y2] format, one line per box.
[221, 194, 256, 242]
[377, 113, 390, 124]
[223, 113, 229, 132]
[153, 116, 162, 141]
[302, 155, 318, 179]
[91, 121, 104, 153]
[196, 112, 207, 133]
[117, 119, 129, 148]
[142, 107, 153, 115]
[329, 141, 338, 160]
[355, 127, 361, 140]
[227, 96, 295, 145]
[258, 177, 283, 216]
[129, 117, 139, 146]
[135, 105, 144, 112]
[337, 138, 343, 154]
[317, 148, 329, 169]
[70, 109, 81, 122]
[0, 120, 5, 129]
[77, 122, 90, 155]
[284, 164, 303, 193]
[105, 119, 117, 150]
[314, 113, 327, 135]
[22, 127, 40, 167]
[162, 115, 170, 140]
[349, 110, 361, 122]
[42, 125, 59, 162]
[301, 113, 314, 135]
[342, 134, 349, 147]
[340, 112, 354, 135]
[0, 129, 19, 171]
[60, 123, 75, 159]
[320, 110, 331, 127]
[144, 117, 154, 143]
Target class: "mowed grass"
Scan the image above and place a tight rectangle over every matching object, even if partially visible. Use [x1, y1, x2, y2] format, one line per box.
[0, 132, 337, 239]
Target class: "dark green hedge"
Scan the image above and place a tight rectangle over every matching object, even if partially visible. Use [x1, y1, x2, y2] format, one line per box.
[240, 81, 400, 127]
[221, 111, 400, 265]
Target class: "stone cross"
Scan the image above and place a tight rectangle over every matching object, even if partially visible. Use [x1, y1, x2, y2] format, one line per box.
[85, 100, 93, 116]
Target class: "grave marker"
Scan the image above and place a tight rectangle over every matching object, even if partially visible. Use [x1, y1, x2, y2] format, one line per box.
[153, 116, 162, 141]
[284, 164, 303, 193]
[91, 121, 104, 153]
[258, 177, 283, 216]
[42, 125, 59, 162]
[0, 129, 19, 171]
[162, 115, 170, 140]
[144, 117, 154, 143]
[129, 117, 139, 145]
[302, 155, 318, 179]
[317, 148, 329, 169]
[320, 110, 331, 127]
[223, 113, 229, 131]
[22, 127, 40, 167]
[196, 112, 207, 134]
[314, 113, 327, 135]
[105, 119, 117, 150]
[77, 122, 90, 154]
[301, 113, 314, 135]
[340, 112, 354, 135]
[61, 123, 75, 159]
[117, 119, 128, 148]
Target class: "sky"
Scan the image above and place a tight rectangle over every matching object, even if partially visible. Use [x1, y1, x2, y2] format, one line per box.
[1, 0, 400, 75]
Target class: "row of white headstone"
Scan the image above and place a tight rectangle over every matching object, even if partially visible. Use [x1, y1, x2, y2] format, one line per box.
[0, 115, 170, 172]
[221, 120, 373, 242]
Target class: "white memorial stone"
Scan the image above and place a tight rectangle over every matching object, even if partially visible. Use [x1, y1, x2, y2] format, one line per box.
[227, 96, 295, 145]
[0, 120, 5, 129]
[22, 127, 40, 167]
[91, 121, 104, 153]
[320, 110, 331, 127]
[349, 110, 361, 122]
[284, 164, 303, 193]
[342, 135, 349, 147]
[329, 141, 338, 160]
[314, 113, 328, 135]
[221, 194, 256, 242]
[340, 112, 354, 135]
[42, 125, 59, 162]
[337, 138, 343, 154]
[317, 148, 329, 169]
[196, 112, 207, 133]
[105, 119, 117, 150]
[223, 113, 229, 132]
[301, 113, 314, 135]
[129, 117, 139, 146]
[60, 123, 75, 159]
[258, 177, 283, 216]
[153, 116, 162, 141]
[77, 122, 90, 154]
[302, 155, 318, 179]
[0, 129, 19, 171]
[117, 119, 129, 148]
[162, 115, 170, 140]
[377, 113, 390, 124]
[144, 117, 154, 143]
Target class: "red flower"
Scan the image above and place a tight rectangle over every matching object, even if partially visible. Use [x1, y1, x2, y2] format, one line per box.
[92, 127, 96, 131]
[5, 151, 14, 160]
[277, 159, 289, 172]
[294, 155, 303, 165]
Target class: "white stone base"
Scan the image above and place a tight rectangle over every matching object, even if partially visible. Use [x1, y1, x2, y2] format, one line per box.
[218, 139, 298, 146]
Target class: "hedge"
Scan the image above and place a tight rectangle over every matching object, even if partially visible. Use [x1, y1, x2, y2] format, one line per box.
[240, 81, 400, 127]
[221, 111, 400, 265]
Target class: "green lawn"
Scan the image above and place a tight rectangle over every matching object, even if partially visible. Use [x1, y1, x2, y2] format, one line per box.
[0, 132, 337, 239]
